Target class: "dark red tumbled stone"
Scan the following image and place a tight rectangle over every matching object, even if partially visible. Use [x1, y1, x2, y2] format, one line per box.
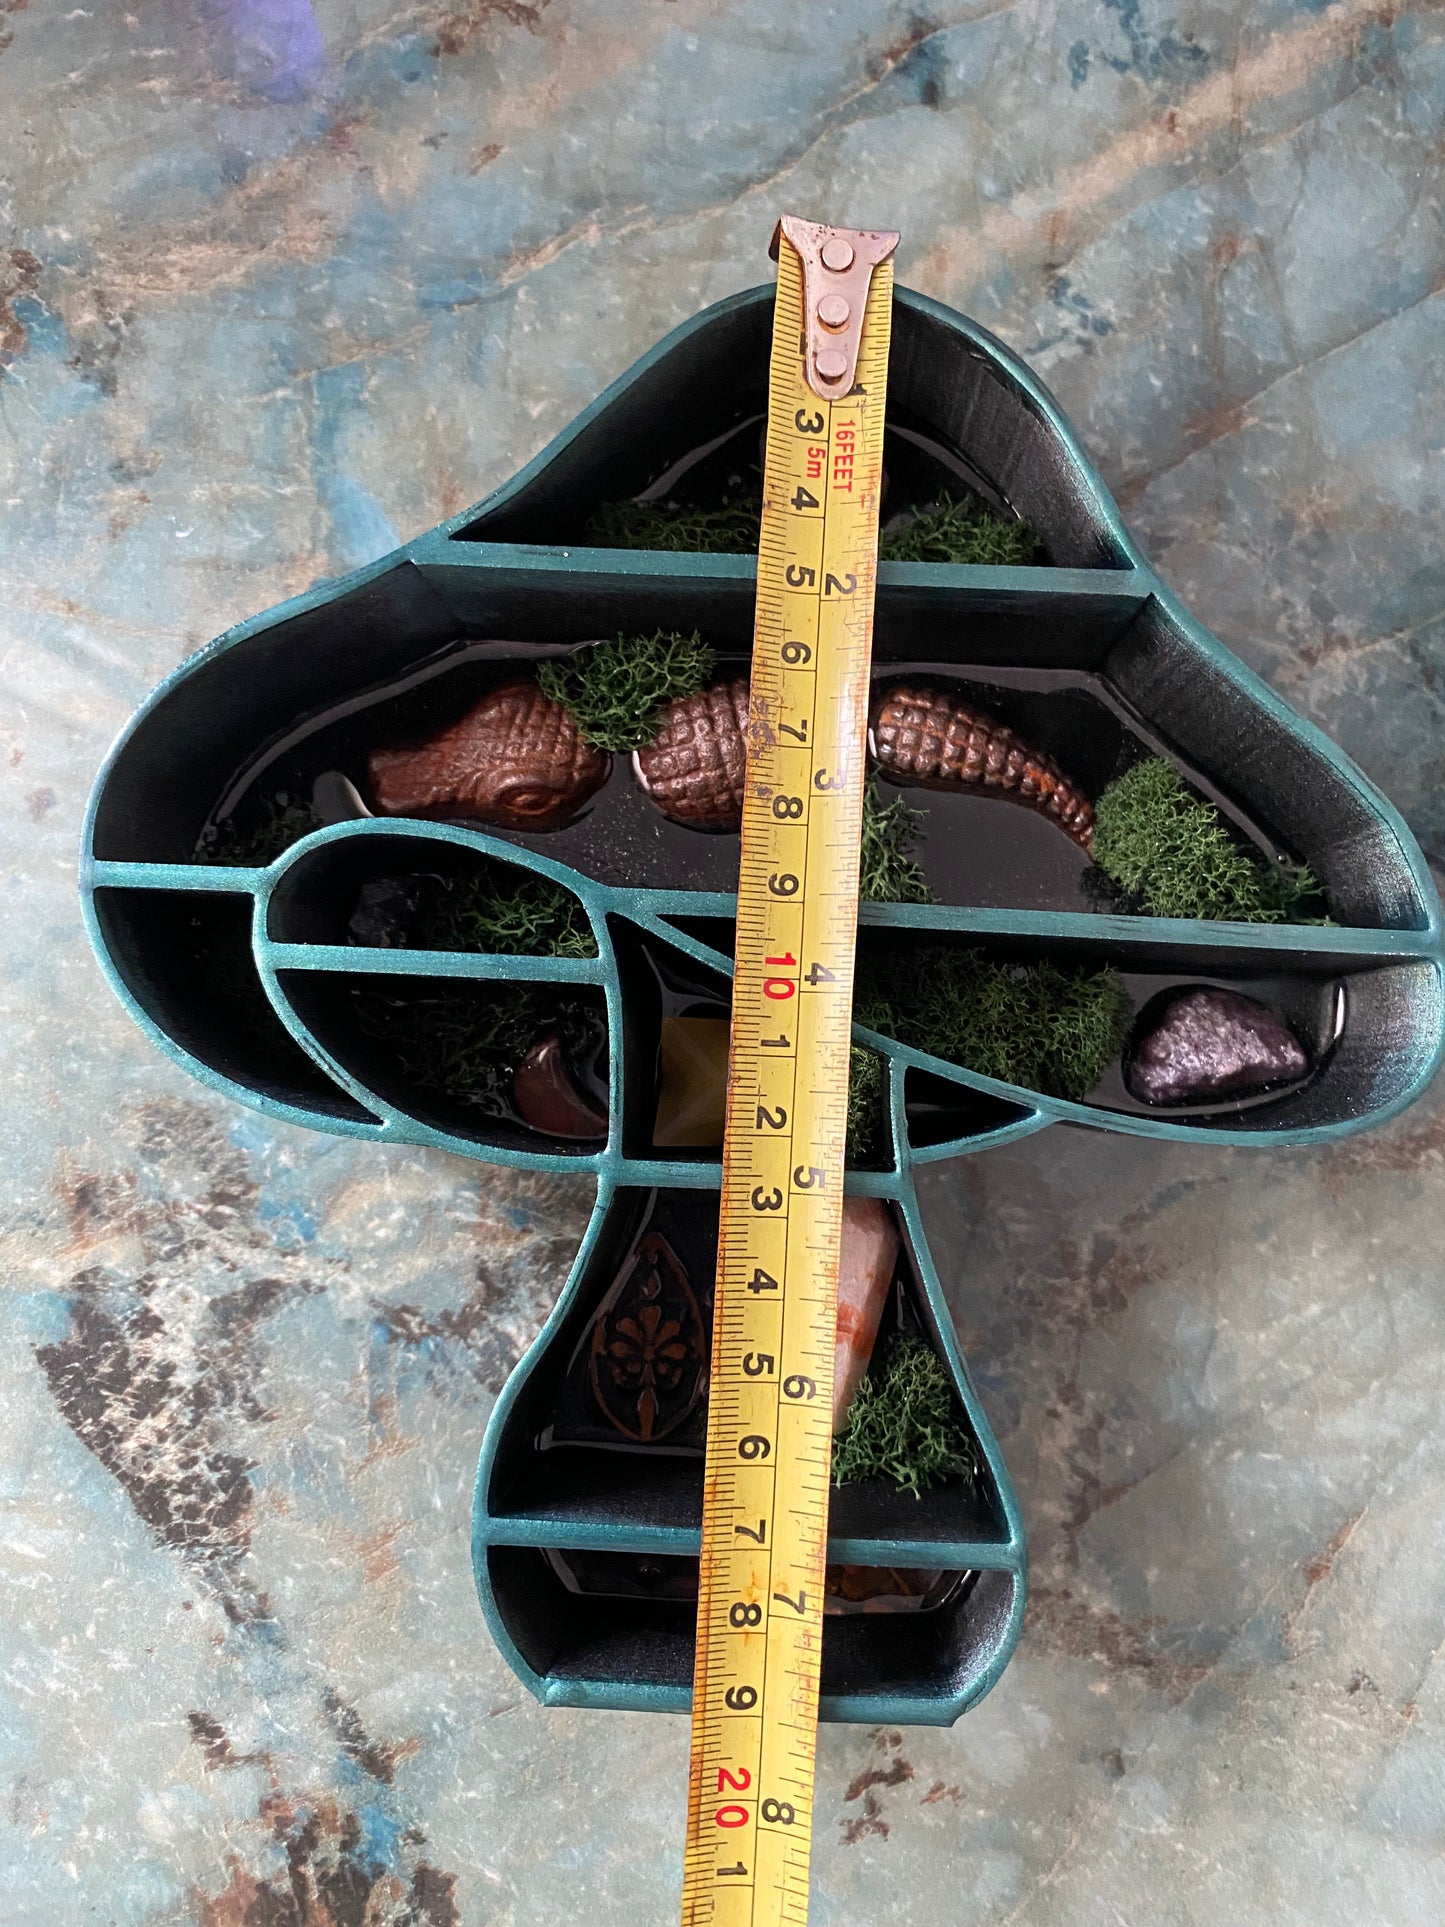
[1126, 987, 1309, 1106]
[512, 1031, 608, 1139]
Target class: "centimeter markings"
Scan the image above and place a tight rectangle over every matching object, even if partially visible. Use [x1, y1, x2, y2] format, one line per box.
[681, 234, 895, 1927]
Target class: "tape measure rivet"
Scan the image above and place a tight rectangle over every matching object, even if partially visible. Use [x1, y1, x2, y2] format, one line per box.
[814, 344, 848, 380]
[820, 236, 855, 272]
[817, 293, 850, 329]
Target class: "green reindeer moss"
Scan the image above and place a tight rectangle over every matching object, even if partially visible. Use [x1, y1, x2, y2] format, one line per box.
[832, 1334, 978, 1498]
[537, 630, 716, 751]
[584, 488, 762, 554]
[412, 869, 597, 958]
[859, 775, 933, 904]
[855, 946, 1132, 1103]
[1092, 759, 1322, 923]
[351, 982, 600, 1116]
[584, 481, 1045, 566]
[348, 867, 600, 1120]
[196, 792, 322, 866]
[846, 1044, 889, 1164]
[880, 494, 1045, 566]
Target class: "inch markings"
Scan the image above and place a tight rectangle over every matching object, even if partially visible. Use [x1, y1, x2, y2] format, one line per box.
[681, 219, 897, 1927]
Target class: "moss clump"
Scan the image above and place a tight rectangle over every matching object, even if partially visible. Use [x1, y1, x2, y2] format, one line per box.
[1092, 759, 1322, 923]
[856, 945, 1132, 1102]
[859, 775, 933, 904]
[846, 1044, 889, 1164]
[413, 869, 596, 958]
[537, 630, 716, 752]
[880, 495, 1045, 567]
[583, 482, 1044, 569]
[351, 982, 601, 1116]
[831, 1334, 978, 1498]
[584, 483, 762, 554]
[196, 791, 321, 865]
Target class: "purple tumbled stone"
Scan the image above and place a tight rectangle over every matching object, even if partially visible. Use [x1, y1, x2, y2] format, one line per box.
[1126, 987, 1309, 1106]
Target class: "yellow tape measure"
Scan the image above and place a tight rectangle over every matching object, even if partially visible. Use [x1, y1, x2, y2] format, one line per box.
[681, 217, 898, 1927]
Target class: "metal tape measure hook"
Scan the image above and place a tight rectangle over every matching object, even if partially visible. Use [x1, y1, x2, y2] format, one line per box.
[769, 215, 899, 400]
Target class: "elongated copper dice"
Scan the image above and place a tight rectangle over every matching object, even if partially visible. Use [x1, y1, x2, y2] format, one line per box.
[869, 681, 1095, 851]
[369, 678, 610, 831]
[633, 678, 750, 831]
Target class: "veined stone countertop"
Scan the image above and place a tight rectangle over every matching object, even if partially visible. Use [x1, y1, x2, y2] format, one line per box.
[3, 3, 1443, 1922]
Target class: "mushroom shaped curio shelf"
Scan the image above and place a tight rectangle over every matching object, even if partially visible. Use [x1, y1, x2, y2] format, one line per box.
[82, 283, 1445, 1727]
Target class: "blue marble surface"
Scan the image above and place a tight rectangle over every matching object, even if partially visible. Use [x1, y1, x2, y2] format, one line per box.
[3, 1, 1444, 1921]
